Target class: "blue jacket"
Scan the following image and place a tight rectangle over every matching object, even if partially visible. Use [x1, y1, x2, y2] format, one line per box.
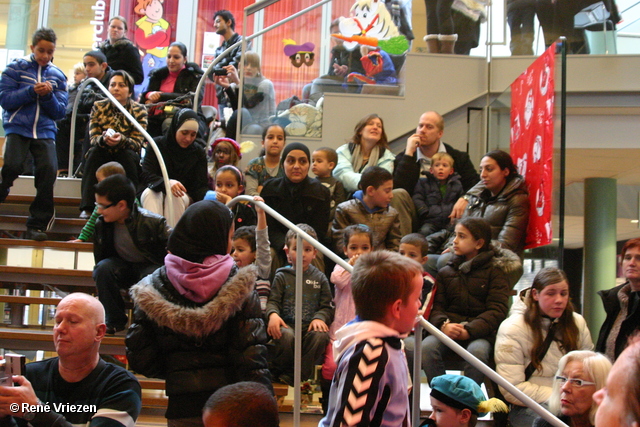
[0, 54, 68, 139]
[413, 172, 464, 229]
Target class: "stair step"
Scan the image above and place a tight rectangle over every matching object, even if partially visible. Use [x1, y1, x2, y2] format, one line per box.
[0, 237, 92, 251]
[0, 214, 86, 237]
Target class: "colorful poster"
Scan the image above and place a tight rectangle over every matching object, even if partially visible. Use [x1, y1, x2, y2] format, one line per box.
[510, 42, 556, 249]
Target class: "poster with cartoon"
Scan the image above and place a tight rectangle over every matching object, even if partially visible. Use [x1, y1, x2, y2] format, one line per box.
[510, 42, 556, 249]
[134, 0, 171, 93]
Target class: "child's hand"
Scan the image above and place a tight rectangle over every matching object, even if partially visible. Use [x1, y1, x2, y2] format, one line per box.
[308, 319, 329, 333]
[253, 196, 265, 213]
[34, 81, 52, 96]
[268, 313, 287, 339]
[348, 254, 360, 266]
[215, 192, 232, 204]
[69, 238, 84, 243]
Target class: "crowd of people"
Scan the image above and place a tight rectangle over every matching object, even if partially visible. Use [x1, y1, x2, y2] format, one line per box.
[0, 18, 639, 427]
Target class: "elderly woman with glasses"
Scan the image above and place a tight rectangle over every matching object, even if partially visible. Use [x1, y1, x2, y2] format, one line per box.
[533, 351, 611, 427]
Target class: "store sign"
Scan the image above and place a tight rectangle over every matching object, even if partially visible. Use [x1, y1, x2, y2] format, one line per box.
[90, 0, 108, 47]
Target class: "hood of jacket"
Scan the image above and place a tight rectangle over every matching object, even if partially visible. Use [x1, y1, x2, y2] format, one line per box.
[334, 319, 402, 360]
[450, 243, 521, 275]
[165, 253, 235, 303]
[130, 264, 258, 338]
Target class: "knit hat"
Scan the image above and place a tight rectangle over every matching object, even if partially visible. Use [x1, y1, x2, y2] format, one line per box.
[84, 50, 107, 64]
[430, 375, 508, 417]
[212, 138, 242, 158]
[167, 200, 233, 263]
[280, 142, 310, 166]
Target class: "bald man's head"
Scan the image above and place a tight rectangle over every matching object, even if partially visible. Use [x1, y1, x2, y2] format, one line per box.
[59, 293, 105, 325]
[53, 293, 106, 360]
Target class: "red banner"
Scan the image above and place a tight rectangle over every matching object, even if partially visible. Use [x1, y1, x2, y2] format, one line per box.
[510, 43, 556, 249]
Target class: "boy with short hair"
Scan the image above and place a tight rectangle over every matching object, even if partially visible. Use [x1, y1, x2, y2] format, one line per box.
[0, 27, 68, 241]
[319, 251, 423, 427]
[400, 233, 436, 314]
[428, 374, 508, 427]
[231, 197, 272, 310]
[412, 152, 464, 236]
[202, 381, 279, 427]
[312, 147, 346, 220]
[332, 166, 401, 253]
[265, 223, 334, 386]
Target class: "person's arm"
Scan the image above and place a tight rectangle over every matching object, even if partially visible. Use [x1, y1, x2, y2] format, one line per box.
[126, 294, 167, 380]
[331, 203, 350, 255]
[464, 267, 511, 339]
[139, 138, 164, 192]
[88, 103, 107, 147]
[313, 274, 335, 327]
[385, 212, 401, 252]
[392, 149, 420, 195]
[412, 180, 430, 219]
[496, 192, 530, 254]
[77, 207, 100, 242]
[188, 151, 210, 202]
[121, 43, 144, 85]
[254, 197, 272, 280]
[39, 73, 68, 121]
[333, 146, 361, 193]
[333, 180, 347, 207]
[244, 160, 261, 196]
[120, 104, 148, 152]
[0, 66, 36, 111]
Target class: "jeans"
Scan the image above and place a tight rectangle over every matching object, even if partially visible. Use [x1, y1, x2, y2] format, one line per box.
[0, 134, 57, 230]
[509, 404, 542, 427]
[93, 257, 160, 327]
[405, 334, 492, 385]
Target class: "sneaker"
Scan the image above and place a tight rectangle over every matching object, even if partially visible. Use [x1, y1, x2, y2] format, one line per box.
[24, 228, 47, 241]
[79, 211, 90, 219]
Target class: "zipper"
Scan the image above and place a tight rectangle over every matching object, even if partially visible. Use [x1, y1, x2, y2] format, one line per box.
[33, 64, 42, 138]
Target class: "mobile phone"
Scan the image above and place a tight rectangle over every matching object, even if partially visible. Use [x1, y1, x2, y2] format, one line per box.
[105, 128, 115, 138]
[213, 68, 228, 76]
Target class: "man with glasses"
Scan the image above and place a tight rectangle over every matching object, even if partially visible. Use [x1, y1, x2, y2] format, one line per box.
[92, 174, 170, 334]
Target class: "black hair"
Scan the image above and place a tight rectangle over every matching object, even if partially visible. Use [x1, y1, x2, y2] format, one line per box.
[233, 225, 256, 252]
[110, 70, 135, 97]
[203, 382, 279, 427]
[285, 223, 317, 248]
[32, 28, 57, 46]
[358, 166, 393, 191]
[215, 165, 244, 186]
[483, 149, 518, 180]
[343, 224, 373, 249]
[213, 10, 236, 30]
[456, 217, 492, 252]
[169, 41, 187, 57]
[94, 174, 135, 209]
[400, 233, 429, 257]
[84, 50, 107, 65]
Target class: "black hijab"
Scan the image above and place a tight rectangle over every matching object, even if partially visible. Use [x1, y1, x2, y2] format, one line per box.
[167, 200, 233, 263]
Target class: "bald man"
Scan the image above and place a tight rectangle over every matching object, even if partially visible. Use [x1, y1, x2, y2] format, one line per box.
[0, 293, 141, 427]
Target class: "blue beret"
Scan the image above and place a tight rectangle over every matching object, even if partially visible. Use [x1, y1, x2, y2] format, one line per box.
[430, 375, 486, 416]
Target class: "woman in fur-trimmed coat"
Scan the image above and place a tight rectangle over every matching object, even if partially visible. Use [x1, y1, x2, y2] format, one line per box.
[125, 200, 271, 427]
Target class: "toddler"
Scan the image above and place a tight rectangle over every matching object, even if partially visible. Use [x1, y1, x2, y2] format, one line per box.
[413, 152, 464, 236]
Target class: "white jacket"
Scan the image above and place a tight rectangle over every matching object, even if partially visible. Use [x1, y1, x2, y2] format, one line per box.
[494, 302, 594, 406]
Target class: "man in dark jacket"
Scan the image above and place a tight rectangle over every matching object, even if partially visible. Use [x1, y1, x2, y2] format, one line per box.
[212, 10, 247, 105]
[394, 111, 479, 195]
[92, 175, 171, 334]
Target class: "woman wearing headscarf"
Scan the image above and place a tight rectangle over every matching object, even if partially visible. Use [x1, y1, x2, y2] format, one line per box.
[126, 200, 271, 427]
[261, 142, 331, 264]
[140, 109, 208, 227]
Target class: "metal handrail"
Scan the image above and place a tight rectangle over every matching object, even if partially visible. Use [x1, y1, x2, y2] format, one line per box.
[68, 77, 175, 225]
[228, 195, 566, 427]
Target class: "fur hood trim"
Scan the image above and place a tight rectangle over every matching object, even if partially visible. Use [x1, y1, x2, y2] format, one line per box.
[130, 264, 257, 338]
[454, 244, 521, 275]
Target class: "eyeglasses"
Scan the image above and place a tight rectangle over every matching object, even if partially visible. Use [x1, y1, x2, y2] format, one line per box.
[555, 376, 596, 388]
[95, 201, 115, 210]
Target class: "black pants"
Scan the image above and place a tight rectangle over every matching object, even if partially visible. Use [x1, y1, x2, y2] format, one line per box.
[0, 134, 56, 230]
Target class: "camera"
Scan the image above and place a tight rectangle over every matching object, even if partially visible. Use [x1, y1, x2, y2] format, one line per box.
[0, 353, 25, 386]
[213, 68, 228, 76]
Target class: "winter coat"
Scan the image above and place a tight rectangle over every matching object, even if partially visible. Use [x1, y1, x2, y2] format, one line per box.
[93, 204, 170, 266]
[126, 264, 271, 419]
[430, 246, 520, 341]
[334, 142, 396, 193]
[0, 54, 67, 139]
[141, 62, 205, 107]
[494, 293, 594, 406]
[89, 98, 148, 153]
[413, 172, 465, 230]
[464, 175, 530, 256]
[261, 175, 331, 251]
[595, 281, 640, 360]
[393, 142, 480, 195]
[332, 191, 401, 254]
[98, 37, 144, 84]
[265, 264, 334, 329]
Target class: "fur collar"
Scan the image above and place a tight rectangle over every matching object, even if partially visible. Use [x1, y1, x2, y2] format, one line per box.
[130, 264, 257, 338]
[453, 244, 521, 275]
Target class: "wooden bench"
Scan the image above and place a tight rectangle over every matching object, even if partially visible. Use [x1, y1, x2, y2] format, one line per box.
[0, 265, 94, 288]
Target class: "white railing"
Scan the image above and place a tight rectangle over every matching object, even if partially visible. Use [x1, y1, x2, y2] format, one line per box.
[228, 195, 567, 427]
[68, 77, 175, 225]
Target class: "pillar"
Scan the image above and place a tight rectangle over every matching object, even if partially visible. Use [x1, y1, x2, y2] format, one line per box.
[583, 177, 617, 341]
